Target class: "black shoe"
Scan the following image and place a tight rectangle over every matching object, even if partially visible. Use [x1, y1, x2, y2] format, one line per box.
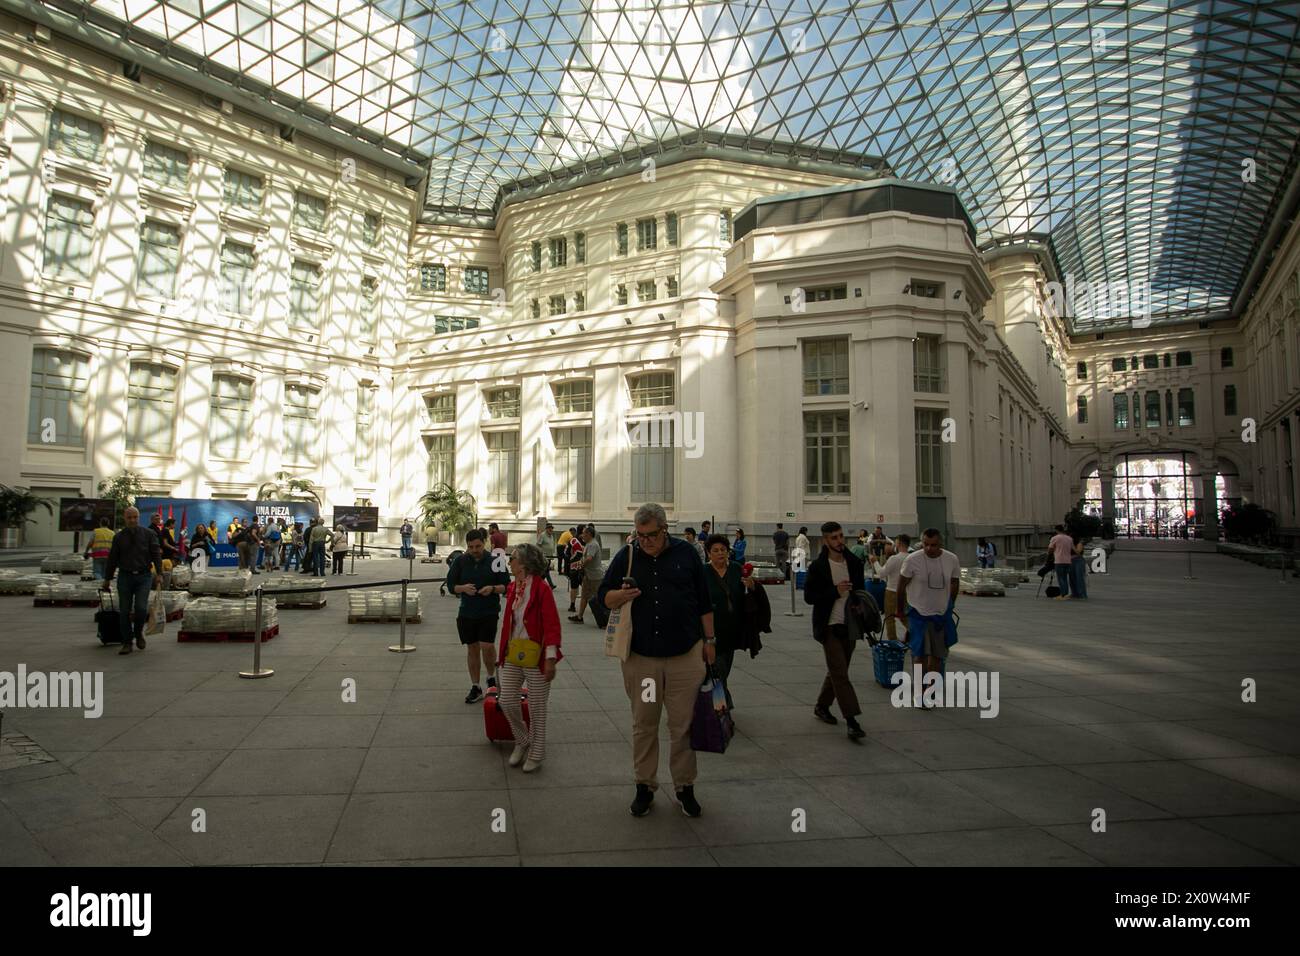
[486, 676, 498, 690]
[118, 642, 132, 655]
[846, 718, 866, 740]
[673, 786, 702, 818]
[813, 706, 838, 725]
[465, 685, 483, 704]
[629, 784, 654, 817]
[135, 634, 146, 650]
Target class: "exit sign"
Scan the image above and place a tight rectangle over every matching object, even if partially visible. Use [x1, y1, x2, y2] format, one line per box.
[785, 512, 796, 518]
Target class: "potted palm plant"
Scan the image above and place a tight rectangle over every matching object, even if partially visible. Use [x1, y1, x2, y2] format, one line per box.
[417, 482, 478, 545]
[98, 470, 147, 525]
[257, 471, 323, 506]
[0, 484, 54, 549]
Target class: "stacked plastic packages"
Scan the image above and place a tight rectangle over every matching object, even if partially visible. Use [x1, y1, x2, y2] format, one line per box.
[0, 571, 61, 594]
[181, 596, 278, 634]
[35, 580, 105, 602]
[101, 589, 189, 617]
[188, 569, 253, 596]
[169, 564, 193, 589]
[40, 554, 87, 574]
[260, 574, 325, 607]
[959, 568, 1006, 596]
[347, 589, 421, 621]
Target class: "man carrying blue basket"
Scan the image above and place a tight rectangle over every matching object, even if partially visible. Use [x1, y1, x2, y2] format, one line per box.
[895, 528, 960, 709]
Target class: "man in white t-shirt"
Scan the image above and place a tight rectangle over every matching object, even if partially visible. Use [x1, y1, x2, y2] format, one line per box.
[881, 533, 911, 642]
[896, 528, 960, 703]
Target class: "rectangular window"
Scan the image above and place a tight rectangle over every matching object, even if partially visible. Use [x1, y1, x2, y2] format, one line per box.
[289, 260, 322, 329]
[486, 387, 520, 419]
[219, 240, 256, 315]
[222, 168, 264, 212]
[804, 411, 850, 495]
[1163, 353, 1171, 368]
[1132, 393, 1140, 428]
[1145, 391, 1161, 428]
[911, 280, 941, 298]
[574, 231, 586, 264]
[915, 409, 946, 495]
[126, 362, 176, 454]
[637, 279, 656, 302]
[574, 290, 586, 311]
[420, 263, 447, 292]
[209, 374, 252, 459]
[1224, 384, 1237, 416]
[486, 431, 519, 502]
[1077, 361, 1088, 380]
[630, 421, 674, 502]
[358, 276, 378, 340]
[1166, 390, 1174, 426]
[28, 348, 89, 446]
[616, 284, 628, 306]
[616, 223, 629, 256]
[48, 109, 104, 162]
[531, 299, 541, 319]
[802, 339, 849, 396]
[1221, 346, 1234, 368]
[142, 141, 189, 191]
[630, 372, 674, 408]
[283, 384, 319, 465]
[806, 284, 848, 302]
[425, 433, 454, 489]
[1176, 350, 1192, 367]
[549, 237, 566, 268]
[636, 217, 657, 251]
[531, 241, 542, 272]
[362, 212, 381, 248]
[1076, 396, 1088, 424]
[137, 219, 180, 298]
[719, 210, 732, 243]
[1111, 357, 1126, 372]
[293, 191, 328, 233]
[913, 334, 945, 392]
[1178, 387, 1195, 426]
[43, 195, 95, 281]
[666, 212, 678, 246]
[1143, 353, 1159, 370]
[1130, 356, 1139, 371]
[1112, 393, 1129, 429]
[464, 266, 489, 295]
[354, 385, 375, 469]
[553, 426, 592, 503]
[424, 393, 455, 425]
[553, 380, 593, 413]
[549, 294, 566, 316]
[666, 275, 678, 297]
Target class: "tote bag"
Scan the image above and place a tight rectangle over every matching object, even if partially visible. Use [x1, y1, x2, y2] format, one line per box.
[145, 590, 166, 636]
[603, 546, 636, 662]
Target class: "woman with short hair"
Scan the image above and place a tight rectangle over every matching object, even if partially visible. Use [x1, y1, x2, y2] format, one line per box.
[704, 533, 753, 712]
[331, 525, 350, 575]
[496, 543, 563, 772]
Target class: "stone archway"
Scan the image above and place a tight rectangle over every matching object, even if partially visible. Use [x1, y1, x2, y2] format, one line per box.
[1079, 446, 1240, 540]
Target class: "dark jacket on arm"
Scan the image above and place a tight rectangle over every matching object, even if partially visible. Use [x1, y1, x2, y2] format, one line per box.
[803, 547, 866, 642]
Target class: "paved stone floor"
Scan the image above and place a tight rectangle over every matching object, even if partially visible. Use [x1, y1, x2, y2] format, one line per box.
[1, 548, 1297, 866]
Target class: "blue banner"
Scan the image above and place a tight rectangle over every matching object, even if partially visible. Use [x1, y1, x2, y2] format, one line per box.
[135, 498, 321, 545]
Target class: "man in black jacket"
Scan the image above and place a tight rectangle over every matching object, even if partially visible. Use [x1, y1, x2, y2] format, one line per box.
[102, 506, 163, 656]
[803, 520, 867, 739]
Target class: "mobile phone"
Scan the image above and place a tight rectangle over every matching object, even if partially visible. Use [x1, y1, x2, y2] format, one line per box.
[622, 576, 638, 588]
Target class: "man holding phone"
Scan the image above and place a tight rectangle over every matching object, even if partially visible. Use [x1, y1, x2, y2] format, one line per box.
[600, 503, 714, 819]
[446, 528, 511, 704]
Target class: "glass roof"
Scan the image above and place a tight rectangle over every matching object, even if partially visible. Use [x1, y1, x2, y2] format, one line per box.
[35, 0, 1300, 326]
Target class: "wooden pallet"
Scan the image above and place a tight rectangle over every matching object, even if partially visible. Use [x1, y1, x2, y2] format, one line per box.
[33, 598, 102, 607]
[177, 625, 279, 643]
[277, 599, 327, 610]
[347, 614, 421, 624]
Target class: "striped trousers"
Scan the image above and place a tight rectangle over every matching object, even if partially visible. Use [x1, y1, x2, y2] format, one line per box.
[498, 662, 551, 762]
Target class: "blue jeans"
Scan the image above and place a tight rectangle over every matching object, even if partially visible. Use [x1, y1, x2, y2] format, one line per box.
[311, 543, 327, 576]
[92, 557, 108, 580]
[286, 545, 300, 570]
[1054, 564, 1072, 596]
[116, 571, 153, 644]
[401, 534, 412, 552]
[1070, 556, 1088, 599]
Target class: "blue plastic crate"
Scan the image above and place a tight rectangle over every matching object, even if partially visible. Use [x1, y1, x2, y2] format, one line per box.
[872, 639, 908, 688]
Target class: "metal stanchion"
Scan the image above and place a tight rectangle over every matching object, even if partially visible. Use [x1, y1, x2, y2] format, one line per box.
[784, 572, 803, 617]
[408, 551, 415, 581]
[1281, 553, 1289, 584]
[347, 541, 358, 576]
[239, 585, 274, 679]
[389, 578, 416, 653]
[1184, 549, 1195, 581]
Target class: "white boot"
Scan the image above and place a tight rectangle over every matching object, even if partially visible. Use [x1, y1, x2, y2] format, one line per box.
[522, 757, 542, 773]
[509, 743, 528, 767]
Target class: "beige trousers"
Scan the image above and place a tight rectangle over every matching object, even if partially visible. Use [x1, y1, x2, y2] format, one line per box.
[621, 640, 706, 791]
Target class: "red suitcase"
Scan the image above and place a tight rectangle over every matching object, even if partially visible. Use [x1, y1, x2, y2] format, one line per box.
[483, 686, 529, 742]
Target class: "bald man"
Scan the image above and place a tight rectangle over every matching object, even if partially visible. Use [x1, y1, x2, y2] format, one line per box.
[102, 506, 163, 655]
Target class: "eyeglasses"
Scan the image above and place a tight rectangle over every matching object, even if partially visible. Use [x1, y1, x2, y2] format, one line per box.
[634, 528, 665, 541]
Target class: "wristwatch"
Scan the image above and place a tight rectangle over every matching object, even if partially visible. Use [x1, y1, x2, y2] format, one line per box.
[704, 637, 717, 646]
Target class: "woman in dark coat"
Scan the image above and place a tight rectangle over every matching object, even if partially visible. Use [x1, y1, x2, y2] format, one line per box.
[703, 534, 753, 712]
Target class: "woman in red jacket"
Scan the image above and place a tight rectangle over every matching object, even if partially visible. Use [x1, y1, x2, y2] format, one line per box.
[497, 542, 563, 772]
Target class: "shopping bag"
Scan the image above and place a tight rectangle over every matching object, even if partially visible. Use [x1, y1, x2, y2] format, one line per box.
[603, 546, 634, 662]
[145, 590, 166, 636]
[690, 666, 734, 754]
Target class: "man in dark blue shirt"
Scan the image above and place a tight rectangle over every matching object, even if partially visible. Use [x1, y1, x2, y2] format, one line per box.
[599, 503, 715, 819]
[446, 528, 511, 703]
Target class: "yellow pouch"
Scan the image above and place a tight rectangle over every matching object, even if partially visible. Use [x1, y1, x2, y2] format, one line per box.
[506, 636, 542, 668]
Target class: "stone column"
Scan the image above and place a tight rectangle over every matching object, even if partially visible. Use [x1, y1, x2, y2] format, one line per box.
[1198, 456, 1219, 541]
[1098, 464, 1116, 534]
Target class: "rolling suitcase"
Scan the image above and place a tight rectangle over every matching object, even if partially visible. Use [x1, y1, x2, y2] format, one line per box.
[483, 686, 529, 742]
[94, 608, 121, 646]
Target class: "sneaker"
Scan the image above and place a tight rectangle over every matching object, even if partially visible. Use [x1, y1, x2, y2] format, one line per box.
[522, 757, 542, 773]
[629, 784, 654, 817]
[135, 634, 146, 650]
[846, 718, 866, 740]
[118, 643, 132, 655]
[673, 786, 702, 818]
[508, 743, 528, 767]
[465, 685, 483, 705]
[813, 705, 838, 725]
[486, 676, 498, 690]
